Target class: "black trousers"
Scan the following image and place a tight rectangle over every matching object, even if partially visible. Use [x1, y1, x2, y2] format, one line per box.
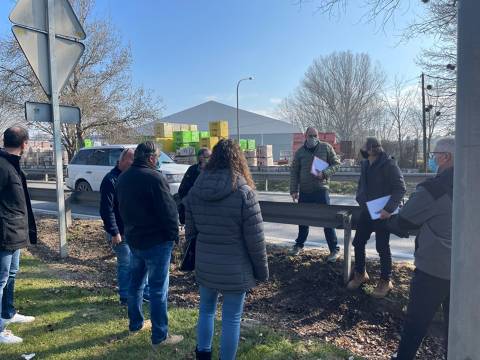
[396, 269, 450, 360]
[295, 190, 339, 253]
[352, 209, 392, 280]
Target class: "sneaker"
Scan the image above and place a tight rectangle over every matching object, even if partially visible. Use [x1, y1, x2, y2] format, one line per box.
[0, 330, 23, 344]
[372, 279, 393, 298]
[129, 319, 152, 335]
[2, 313, 35, 324]
[290, 244, 303, 256]
[326, 249, 340, 263]
[151, 334, 184, 351]
[346, 271, 370, 290]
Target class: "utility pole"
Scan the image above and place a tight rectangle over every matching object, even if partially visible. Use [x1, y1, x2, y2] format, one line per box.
[448, 0, 480, 358]
[421, 73, 427, 173]
[236, 76, 254, 143]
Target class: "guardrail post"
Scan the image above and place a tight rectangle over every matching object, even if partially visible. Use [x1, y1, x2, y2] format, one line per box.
[65, 194, 72, 228]
[265, 178, 269, 191]
[342, 213, 353, 284]
[44, 173, 49, 182]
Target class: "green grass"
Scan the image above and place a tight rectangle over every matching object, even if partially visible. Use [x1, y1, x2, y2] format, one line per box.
[0, 256, 358, 359]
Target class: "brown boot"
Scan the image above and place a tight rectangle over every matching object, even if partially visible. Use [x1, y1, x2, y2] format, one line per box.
[346, 271, 370, 290]
[372, 279, 393, 298]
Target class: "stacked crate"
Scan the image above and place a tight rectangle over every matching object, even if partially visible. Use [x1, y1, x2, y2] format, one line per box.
[209, 121, 229, 139]
[244, 149, 257, 167]
[175, 146, 197, 165]
[200, 136, 219, 150]
[257, 145, 274, 167]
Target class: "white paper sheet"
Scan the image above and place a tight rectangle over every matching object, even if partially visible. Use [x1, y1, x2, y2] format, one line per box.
[311, 156, 329, 176]
[366, 195, 399, 220]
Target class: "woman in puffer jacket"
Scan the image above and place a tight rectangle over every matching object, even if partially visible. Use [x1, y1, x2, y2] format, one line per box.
[185, 139, 269, 360]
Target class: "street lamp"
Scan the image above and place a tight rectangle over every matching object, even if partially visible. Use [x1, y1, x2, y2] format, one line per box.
[236, 76, 254, 142]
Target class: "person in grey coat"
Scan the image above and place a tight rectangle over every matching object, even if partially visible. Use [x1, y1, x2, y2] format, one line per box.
[388, 137, 454, 360]
[185, 139, 269, 360]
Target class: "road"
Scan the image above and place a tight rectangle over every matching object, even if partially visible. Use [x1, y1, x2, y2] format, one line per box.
[31, 188, 415, 262]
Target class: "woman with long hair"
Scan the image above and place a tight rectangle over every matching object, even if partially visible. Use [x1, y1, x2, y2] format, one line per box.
[185, 139, 269, 360]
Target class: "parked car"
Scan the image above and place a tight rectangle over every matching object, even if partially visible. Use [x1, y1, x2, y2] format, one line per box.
[65, 145, 189, 194]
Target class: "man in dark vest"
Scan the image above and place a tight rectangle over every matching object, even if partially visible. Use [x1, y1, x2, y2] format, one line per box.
[0, 126, 37, 344]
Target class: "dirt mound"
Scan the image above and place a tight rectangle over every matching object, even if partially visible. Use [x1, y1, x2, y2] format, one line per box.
[28, 216, 446, 360]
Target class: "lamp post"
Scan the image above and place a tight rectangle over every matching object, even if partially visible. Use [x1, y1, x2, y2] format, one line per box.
[236, 76, 254, 142]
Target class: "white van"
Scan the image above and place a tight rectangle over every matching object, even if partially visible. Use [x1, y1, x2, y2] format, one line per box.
[65, 145, 189, 195]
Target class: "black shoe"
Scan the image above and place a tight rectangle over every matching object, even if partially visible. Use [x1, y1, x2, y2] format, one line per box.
[195, 347, 212, 360]
[290, 244, 303, 256]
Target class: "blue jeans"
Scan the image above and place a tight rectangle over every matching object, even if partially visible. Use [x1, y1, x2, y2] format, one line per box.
[197, 286, 246, 360]
[107, 234, 149, 301]
[295, 189, 339, 253]
[0, 249, 20, 330]
[128, 242, 173, 344]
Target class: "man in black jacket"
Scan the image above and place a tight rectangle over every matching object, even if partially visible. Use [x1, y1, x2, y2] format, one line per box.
[0, 127, 37, 344]
[177, 147, 211, 224]
[347, 137, 406, 298]
[100, 148, 149, 305]
[117, 141, 183, 350]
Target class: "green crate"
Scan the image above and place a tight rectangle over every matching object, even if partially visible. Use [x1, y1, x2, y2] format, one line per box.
[247, 139, 256, 150]
[173, 131, 192, 143]
[191, 131, 200, 143]
[239, 139, 247, 150]
[200, 131, 210, 138]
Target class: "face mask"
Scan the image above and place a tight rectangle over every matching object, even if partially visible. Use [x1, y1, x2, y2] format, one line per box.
[360, 149, 369, 159]
[428, 157, 439, 173]
[305, 137, 319, 148]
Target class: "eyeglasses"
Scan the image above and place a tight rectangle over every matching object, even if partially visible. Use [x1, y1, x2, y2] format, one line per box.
[428, 152, 449, 159]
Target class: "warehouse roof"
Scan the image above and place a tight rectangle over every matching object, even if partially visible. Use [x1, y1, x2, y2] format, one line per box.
[146, 101, 300, 135]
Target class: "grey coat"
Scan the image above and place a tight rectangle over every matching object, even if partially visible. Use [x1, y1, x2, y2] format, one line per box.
[388, 167, 453, 280]
[185, 169, 269, 292]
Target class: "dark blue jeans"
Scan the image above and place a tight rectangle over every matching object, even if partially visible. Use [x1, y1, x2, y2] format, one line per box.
[0, 249, 20, 330]
[197, 286, 246, 360]
[295, 189, 339, 253]
[128, 242, 173, 345]
[107, 234, 149, 301]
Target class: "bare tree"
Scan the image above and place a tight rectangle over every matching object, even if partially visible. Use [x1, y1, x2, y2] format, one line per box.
[0, 0, 162, 159]
[283, 51, 385, 140]
[382, 77, 418, 165]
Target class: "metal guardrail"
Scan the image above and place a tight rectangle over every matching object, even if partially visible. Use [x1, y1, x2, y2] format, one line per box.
[28, 185, 361, 283]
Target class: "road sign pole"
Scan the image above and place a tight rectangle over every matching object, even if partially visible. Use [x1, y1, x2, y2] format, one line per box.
[47, 0, 68, 258]
[448, 0, 480, 358]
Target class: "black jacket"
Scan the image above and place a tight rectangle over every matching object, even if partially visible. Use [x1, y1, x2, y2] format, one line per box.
[100, 166, 124, 237]
[355, 152, 406, 214]
[0, 149, 37, 250]
[117, 160, 179, 250]
[177, 163, 201, 224]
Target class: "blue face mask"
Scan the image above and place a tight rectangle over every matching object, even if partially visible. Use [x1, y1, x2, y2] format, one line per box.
[428, 157, 439, 173]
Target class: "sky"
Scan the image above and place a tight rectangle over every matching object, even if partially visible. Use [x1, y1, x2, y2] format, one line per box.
[0, 0, 433, 119]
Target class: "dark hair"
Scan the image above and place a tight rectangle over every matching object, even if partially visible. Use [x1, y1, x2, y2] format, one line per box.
[3, 126, 29, 148]
[197, 147, 209, 158]
[365, 137, 384, 155]
[134, 141, 157, 162]
[206, 139, 255, 189]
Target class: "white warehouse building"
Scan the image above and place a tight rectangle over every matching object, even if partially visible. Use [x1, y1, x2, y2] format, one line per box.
[148, 100, 301, 160]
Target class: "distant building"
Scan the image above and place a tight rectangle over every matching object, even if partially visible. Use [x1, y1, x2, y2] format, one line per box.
[146, 100, 301, 160]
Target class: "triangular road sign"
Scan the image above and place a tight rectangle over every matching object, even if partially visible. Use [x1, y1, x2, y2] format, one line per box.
[12, 25, 85, 97]
[9, 0, 86, 40]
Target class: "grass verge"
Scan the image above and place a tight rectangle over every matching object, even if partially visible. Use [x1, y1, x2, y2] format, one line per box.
[0, 256, 359, 360]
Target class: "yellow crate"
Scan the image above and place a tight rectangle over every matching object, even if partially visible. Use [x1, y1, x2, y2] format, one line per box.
[156, 138, 175, 153]
[154, 123, 173, 138]
[209, 121, 228, 136]
[189, 124, 198, 131]
[200, 136, 219, 150]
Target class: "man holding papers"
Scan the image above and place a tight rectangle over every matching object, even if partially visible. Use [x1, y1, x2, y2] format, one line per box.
[289, 127, 341, 261]
[347, 137, 406, 298]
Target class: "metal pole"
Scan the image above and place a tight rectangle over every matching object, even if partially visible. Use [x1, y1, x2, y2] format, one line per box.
[448, 0, 480, 358]
[47, 0, 68, 258]
[236, 80, 240, 143]
[421, 73, 427, 173]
